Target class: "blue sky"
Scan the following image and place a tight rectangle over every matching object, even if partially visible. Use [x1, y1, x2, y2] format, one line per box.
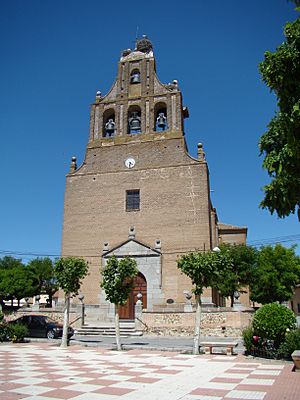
[0, 0, 299, 262]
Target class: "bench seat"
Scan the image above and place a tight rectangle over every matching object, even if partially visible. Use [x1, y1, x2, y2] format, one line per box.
[199, 341, 238, 355]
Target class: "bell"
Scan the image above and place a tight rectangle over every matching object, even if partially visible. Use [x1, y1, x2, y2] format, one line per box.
[157, 113, 167, 130]
[131, 72, 140, 84]
[129, 112, 141, 132]
[105, 119, 115, 136]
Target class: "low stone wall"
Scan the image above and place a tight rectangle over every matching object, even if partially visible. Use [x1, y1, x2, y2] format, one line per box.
[139, 310, 254, 337]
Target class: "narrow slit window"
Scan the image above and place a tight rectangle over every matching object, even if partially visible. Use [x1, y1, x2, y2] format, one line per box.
[126, 190, 140, 211]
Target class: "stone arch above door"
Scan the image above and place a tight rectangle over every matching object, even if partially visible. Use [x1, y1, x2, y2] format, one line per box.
[101, 236, 164, 313]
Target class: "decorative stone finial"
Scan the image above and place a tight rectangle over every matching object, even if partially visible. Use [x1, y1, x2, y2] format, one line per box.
[103, 242, 109, 252]
[70, 156, 77, 172]
[128, 226, 136, 239]
[96, 91, 101, 102]
[122, 48, 131, 57]
[197, 143, 205, 161]
[155, 239, 161, 251]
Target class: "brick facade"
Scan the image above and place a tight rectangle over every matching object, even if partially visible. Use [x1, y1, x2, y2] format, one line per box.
[61, 37, 247, 318]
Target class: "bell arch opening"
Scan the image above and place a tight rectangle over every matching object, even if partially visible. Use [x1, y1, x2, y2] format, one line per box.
[154, 102, 168, 132]
[130, 69, 141, 84]
[128, 105, 142, 134]
[103, 109, 116, 137]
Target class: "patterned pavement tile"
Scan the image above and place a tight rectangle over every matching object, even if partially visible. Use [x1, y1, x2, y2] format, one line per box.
[225, 389, 266, 399]
[0, 343, 299, 400]
[92, 386, 135, 395]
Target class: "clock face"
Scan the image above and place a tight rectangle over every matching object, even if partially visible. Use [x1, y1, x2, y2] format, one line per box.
[125, 157, 136, 169]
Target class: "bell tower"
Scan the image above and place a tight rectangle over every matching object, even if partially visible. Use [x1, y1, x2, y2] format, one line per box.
[61, 36, 242, 319]
[86, 35, 189, 172]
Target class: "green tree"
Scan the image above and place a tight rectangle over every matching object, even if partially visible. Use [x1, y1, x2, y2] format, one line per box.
[101, 256, 138, 351]
[259, 15, 300, 220]
[216, 244, 258, 307]
[0, 257, 38, 307]
[0, 256, 24, 270]
[177, 250, 233, 354]
[54, 257, 89, 347]
[28, 258, 58, 306]
[250, 244, 300, 304]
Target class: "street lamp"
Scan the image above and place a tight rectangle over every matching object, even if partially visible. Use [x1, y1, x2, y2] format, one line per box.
[78, 293, 85, 326]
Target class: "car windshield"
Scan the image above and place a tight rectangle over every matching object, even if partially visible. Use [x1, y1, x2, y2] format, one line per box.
[42, 316, 57, 324]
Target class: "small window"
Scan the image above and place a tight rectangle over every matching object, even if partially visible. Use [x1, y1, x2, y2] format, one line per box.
[126, 190, 140, 211]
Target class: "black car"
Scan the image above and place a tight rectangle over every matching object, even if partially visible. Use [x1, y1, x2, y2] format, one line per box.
[11, 315, 74, 339]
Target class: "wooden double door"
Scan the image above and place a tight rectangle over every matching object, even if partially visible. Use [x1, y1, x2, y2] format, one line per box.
[119, 272, 147, 320]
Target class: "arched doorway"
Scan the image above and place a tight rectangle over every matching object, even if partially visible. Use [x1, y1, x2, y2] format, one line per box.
[119, 272, 147, 320]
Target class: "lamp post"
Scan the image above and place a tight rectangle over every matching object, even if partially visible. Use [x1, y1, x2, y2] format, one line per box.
[78, 293, 85, 326]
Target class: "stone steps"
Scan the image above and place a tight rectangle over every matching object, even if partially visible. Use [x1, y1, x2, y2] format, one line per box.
[75, 322, 143, 337]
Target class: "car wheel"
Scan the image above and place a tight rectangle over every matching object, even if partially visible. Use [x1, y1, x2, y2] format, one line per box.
[47, 330, 55, 339]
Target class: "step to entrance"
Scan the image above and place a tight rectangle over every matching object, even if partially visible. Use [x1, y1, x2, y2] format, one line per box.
[75, 322, 143, 337]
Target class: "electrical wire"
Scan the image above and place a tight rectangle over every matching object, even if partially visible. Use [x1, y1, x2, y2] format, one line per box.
[0, 233, 299, 259]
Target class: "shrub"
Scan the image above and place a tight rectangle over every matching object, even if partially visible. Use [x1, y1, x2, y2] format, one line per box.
[0, 322, 10, 342]
[277, 329, 300, 360]
[252, 303, 296, 348]
[242, 326, 255, 352]
[8, 323, 28, 343]
[0, 312, 4, 322]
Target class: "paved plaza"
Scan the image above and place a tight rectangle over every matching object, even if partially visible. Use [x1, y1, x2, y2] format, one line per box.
[0, 342, 299, 400]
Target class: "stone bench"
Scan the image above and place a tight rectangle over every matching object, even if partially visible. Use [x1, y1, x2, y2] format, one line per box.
[199, 341, 238, 355]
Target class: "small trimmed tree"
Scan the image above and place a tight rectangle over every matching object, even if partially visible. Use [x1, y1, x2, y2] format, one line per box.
[101, 256, 138, 351]
[54, 257, 89, 348]
[216, 244, 258, 306]
[177, 250, 233, 354]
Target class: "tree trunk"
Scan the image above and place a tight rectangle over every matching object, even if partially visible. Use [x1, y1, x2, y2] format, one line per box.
[193, 294, 201, 355]
[230, 295, 234, 307]
[114, 304, 122, 351]
[60, 293, 70, 348]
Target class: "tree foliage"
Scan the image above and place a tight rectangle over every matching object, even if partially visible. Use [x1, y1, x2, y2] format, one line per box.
[101, 256, 138, 306]
[54, 256, 89, 347]
[0, 257, 39, 305]
[259, 16, 300, 220]
[250, 244, 300, 304]
[0, 256, 24, 270]
[54, 257, 89, 296]
[177, 250, 233, 354]
[101, 256, 138, 351]
[28, 257, 58, 303]
[215, 244, 258, 306]
[177, 250, 232, 296]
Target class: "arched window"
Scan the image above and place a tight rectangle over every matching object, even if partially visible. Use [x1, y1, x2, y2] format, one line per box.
[128, 106, 142, 134]
[130, 69, 141, 84]
[103, 109, 116, 137]
[154, 103, 168, 132]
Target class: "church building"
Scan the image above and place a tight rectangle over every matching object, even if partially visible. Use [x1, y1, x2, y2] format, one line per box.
[61, 36, 247, 321]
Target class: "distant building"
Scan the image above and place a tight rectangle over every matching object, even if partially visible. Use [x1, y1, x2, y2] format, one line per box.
[61, 36, 247, 321]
